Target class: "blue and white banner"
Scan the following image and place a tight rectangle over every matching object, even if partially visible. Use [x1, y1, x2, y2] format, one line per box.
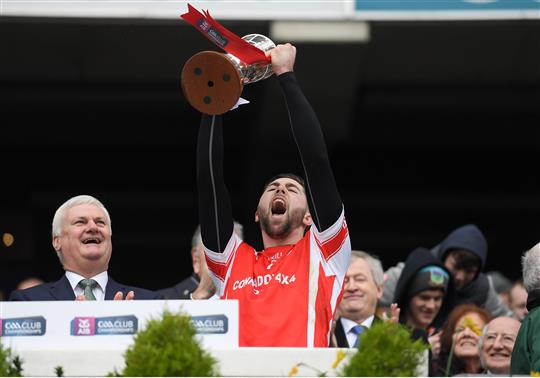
[70, 315, 138, 336]
[2, 0, 536, 20]
[356, 0, 539, 11]
[191, 314, 229, 334]
[0, 300, 238, 350]
[355, 0, 539, 19]
[1, 316, 46, 337]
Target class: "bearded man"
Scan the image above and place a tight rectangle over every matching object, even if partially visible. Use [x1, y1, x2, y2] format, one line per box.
[195, 43, 351, 347]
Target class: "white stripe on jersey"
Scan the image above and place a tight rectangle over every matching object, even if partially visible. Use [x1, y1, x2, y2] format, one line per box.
[204, 233, 242, 297]
[307, 237, 320, 347]
[307, 209, 350, 346]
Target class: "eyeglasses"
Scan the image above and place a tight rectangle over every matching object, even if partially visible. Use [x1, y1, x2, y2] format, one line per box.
[484, 332, 516, 347]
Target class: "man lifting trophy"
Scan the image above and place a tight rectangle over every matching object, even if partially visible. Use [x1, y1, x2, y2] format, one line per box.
[184, 3, 352, 347]
[181, 4, 276, 114]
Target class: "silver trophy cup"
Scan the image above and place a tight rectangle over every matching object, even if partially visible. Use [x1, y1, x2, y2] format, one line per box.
[181, 34, 276, 115]
[226, 34, 276, 84]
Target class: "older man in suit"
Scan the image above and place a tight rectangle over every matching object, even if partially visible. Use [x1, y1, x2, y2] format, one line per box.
[333, 250, 386, 347]
[9, 195, 160, 301]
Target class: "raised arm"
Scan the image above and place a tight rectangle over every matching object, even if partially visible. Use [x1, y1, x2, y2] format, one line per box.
[197, 114, 233, 253]
[269, 44, 342, 231]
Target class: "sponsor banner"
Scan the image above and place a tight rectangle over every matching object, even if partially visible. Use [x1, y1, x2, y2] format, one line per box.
[354, 0, 540, 19]
[0, 300, 238, 350]
[356, 0, 539, 11]
[191, 314, 228, 334]
[1, 0, 537, 20]
[71, 315, 138, 336]
[1, 0, 350, 20]
[70, 317, 96, 336]
[1, 316, 46, 337]
[95, 315, 137, 335]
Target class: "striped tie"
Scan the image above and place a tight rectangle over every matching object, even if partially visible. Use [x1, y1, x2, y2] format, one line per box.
[79, 279, 98, 300]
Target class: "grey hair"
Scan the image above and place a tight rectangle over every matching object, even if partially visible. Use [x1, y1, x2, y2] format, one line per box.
[478, 317, 521, 373]
[191, 221, 244, 248]
[350, 250, 385, 287]
[52, 195, 112, 238]
[522, 242, 540, 293]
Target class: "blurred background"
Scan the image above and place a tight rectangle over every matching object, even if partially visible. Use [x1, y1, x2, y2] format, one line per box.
[1, 0, 539, 298]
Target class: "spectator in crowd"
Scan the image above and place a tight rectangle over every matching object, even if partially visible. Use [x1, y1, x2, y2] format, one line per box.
[196, 43, 350, 347]
[432, 225, 511, 316]
[9, 195, 161, 301]
[511, 242, 540, 375]
[158, 222, 243, 299]
[16, 276, 44, 290]
[487, 270, 512, 307]
[382, 224, 512, 318]
[394, 247, 455, 365]
[509, 280, 528, 321]
[333, 250, 386, 347]
[435, 304, 492, 376]
[478, 316, 521, 375]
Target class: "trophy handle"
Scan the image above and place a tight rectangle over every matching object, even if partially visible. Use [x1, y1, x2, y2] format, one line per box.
[181, 51, 243, 115]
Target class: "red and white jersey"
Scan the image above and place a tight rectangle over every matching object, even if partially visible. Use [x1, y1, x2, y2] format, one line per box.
[204, 210, 351, 347]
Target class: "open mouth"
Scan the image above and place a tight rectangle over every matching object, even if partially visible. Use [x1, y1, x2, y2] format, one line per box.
[489, 353, 509, 358]
[82, 238, 101, 245]
[271, 198, 287, 215]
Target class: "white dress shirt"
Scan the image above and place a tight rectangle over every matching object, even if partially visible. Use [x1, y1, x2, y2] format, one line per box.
[341, 315, 375, 347]
[65, 271, 108, 301]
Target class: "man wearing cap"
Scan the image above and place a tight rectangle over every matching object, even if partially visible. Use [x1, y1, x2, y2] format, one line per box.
[394, 247, 455, 367]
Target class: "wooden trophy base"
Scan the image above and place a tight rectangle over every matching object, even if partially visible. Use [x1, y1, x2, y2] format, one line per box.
[181, 51, 243, 115]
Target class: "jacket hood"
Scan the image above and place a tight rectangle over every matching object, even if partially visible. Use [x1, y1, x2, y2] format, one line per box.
[394, 247, 455, 329]
[454, 271, 489, 307]
[437, 224, 488, 269]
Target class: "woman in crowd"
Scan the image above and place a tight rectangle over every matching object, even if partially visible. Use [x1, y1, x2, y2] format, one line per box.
[433, 304, 492, 376]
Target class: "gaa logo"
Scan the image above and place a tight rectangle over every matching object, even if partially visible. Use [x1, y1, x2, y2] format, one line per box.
[95, 315, 137, 335]
[71, 315, 137, 336]
[1, 316, 46, 336]
[191, 314, 228, 334]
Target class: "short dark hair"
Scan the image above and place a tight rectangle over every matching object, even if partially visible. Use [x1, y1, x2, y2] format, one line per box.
[262, 173, 305, 192]
[446, 249, 481, 270]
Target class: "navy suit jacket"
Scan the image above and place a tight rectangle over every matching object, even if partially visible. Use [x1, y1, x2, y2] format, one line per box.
[9, 275, 162, 301]
[157, 274, 199, 299]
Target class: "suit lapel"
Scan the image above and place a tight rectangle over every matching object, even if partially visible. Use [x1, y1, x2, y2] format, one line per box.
[335, 317, 382, 347]
[49, 276, 76, 300]
[104, 277, 124, 300]
[335, 318, 350, 347]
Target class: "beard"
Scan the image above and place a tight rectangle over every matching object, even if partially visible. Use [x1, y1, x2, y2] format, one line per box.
[257, 205, 307, 239]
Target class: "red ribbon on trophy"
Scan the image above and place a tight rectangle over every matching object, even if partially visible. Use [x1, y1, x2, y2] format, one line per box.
[181, 4, 270, 65]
